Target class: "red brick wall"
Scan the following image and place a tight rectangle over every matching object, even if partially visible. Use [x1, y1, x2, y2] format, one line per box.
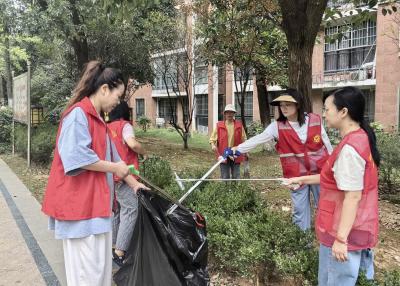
[127, 84, 155, 127]
[312, 30, 325, 82]
[375, 4, 400, 130]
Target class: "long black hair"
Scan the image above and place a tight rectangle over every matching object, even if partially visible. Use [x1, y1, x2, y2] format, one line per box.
[108, 101, 131, 122]
[276, 88, 307, 126]
[65, 61, 124, 111]
[323, 86, 380, 167]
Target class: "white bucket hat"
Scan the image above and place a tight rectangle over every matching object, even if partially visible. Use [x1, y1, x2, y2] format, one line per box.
[224, 104, 236, 113]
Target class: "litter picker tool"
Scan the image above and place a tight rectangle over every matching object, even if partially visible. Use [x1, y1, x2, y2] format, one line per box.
[127, 165, 189, 212]
[166, 157, 226, 215]
[175, 178, 288, 182]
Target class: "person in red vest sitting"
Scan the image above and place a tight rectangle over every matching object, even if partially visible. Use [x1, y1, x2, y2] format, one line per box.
[209, 104, 247, 179]
[232, 88, 333, 230]
[107, 101, 146, 266]
[41, 61, 148, 286]
[286, 86, 380, 285]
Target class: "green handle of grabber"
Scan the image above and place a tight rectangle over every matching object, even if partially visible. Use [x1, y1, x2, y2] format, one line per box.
[128, 165, 140, 176]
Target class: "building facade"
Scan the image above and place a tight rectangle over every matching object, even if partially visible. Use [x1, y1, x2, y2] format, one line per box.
[128, 2, 400, 133]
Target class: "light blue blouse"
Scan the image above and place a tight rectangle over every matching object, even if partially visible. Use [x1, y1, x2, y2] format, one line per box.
[48, 107, 120, 239]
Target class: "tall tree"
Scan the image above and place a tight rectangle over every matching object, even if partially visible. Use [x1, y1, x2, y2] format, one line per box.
[197, 0, 288, 130]
[144, 9, 199, 149]
[277, 0, 328, 112]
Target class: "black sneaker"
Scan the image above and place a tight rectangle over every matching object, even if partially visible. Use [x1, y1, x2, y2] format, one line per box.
[112, 250, 125, 267]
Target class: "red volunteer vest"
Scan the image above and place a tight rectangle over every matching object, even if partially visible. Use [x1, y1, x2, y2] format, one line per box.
[216, 120, 245, 164]
[108, 120, 139, 182]
[275, 113, 329, 178]
[41, 97, 111, 220]
[316, 129, 379, 251]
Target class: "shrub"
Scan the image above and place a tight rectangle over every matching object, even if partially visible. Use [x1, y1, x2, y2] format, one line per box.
[14, 123, 57, 165]
[246, 121, 264, 137]
[139, 156, 173, 188]
[376, 130, 400, 198]
[136, 116, 151, 132]
[15, 124, 28, 155]
[177, 182, 318, 285]
[382, 269, 400, 286]
[31, 124, 57, 164]
[0, 106, 13, 153]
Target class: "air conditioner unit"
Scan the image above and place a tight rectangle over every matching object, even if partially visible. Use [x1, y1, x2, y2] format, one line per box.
[156, 117, 165, 128]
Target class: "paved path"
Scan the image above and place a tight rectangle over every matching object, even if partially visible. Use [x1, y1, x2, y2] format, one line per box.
[0, 158, 66, 286]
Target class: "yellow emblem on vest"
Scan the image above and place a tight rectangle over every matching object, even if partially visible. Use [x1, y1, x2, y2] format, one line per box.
[313, 135, 321, 143]
[111, 130, 117, 138]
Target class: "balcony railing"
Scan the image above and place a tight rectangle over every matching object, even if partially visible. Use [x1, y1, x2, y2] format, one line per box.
[313, 64, 375, 85]
[327, 0, 369, 8]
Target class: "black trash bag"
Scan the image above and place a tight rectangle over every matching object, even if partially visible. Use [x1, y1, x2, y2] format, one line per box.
[113, 189, 209, 286]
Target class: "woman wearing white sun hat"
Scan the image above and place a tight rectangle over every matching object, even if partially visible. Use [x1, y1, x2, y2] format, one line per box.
[209, 104, 247, 179]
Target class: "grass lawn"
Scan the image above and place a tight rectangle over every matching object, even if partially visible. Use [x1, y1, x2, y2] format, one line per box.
[135, 127, 211, 150]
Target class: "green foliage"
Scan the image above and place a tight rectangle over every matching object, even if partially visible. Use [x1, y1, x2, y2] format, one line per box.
[31, 124, 57, 164]
[0, 106, 13, 153]
[375, 128, 400, 198]
[31, 64, 73, 123]
[137, 116, 151, 132]
[164, 180, 319, 284]
[196, 0, 288, 86]
[354, 269, 400, 286]
[14, 123, 57, 165]
[382, 269, 400, 286]
[14, 124, 27, 155]
[246, 121, 264, 137]
[139, 155, 173, 188]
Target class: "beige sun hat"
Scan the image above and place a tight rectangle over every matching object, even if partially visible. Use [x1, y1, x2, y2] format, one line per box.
[271, 94, 298, 106]
[224, 104, 236, 113]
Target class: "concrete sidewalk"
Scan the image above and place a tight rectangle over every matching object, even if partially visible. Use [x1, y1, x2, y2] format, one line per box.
[0, 158, 66, 286]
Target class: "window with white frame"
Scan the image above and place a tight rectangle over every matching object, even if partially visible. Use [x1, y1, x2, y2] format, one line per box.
[158, 98, 177, 124]
[196, 94, 208, 128]
[324, 20, 376, 72]
[322, 89, 375, 123]
[234, 92, 253, 125]
[194, 61, 208, 85]
[135, 98, 145, 118]
[153, 58, 178, 90]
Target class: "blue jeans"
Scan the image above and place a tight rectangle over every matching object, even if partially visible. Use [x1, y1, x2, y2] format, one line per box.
[290, 184, 320, 230]
[220, 159, 240, 179]
[318, 244, 374, 286]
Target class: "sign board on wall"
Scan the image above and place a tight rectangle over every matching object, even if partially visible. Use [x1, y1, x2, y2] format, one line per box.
[13, 72, 28, 123]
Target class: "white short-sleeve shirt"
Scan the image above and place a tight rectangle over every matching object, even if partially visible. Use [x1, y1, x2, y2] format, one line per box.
[332, 144, 366, 191]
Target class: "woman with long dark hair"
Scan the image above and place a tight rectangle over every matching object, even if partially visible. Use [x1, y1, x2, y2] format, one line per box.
[42, 61, 148, 286]
[233, 88, 333, 230]
[286, 86, 380, 285]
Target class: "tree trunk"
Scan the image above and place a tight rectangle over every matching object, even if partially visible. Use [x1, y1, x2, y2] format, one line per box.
[69, 0, 89, 69]
[183, 132, 189, 149]
[239, 91, 247, 133]
[256, 73, 271, 127]
[286, 43, 313, 112]
[0, 76, 4, 105]
[4, 33, 13, 106]
[278, 0, 328, 113]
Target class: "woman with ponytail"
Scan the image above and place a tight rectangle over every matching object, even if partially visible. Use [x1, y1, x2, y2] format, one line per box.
[42, 61, 148, 286]
[286, 86, 380, 285]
